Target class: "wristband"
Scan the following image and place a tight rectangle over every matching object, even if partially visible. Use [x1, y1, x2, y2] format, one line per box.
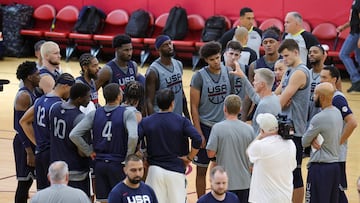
[186, 155, 193, 161]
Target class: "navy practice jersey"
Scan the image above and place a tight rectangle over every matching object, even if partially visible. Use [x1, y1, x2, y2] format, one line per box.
[92, 106, 128, 162]
[14, 87, 38, 148]
[33, 94, 62, 152]
[49, 102, 89, 171]
[107, 60, 137, 91]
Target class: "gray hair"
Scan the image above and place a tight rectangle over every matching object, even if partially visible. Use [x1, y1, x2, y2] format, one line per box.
[288, 11, 303, 24]
[254, 68, 275, 88]
[48, 161, 69, 183]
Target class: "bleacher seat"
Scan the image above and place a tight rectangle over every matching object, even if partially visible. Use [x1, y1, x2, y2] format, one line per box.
[92, 9, 129, 57]
[302, 20, 312, 32]
[259, 18, 284, 33]
[141, 13, 169, 67]
[312, 22, 339, 65]
[312, 22, 338, 52]
[20, 4, 56, 37]
[67, 7, 106, 59]
[191, 15, 230, 70]
[44, 5, 79, 61]
[172, 14, 205, 66]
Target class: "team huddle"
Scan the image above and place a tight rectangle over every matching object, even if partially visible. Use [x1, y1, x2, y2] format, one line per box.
[12, 7, 357, 203]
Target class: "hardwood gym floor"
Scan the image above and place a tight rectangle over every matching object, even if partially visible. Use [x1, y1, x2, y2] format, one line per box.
[0, 57, 359, 202]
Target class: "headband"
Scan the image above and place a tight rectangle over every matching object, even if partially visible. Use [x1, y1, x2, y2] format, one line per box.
[155, 35, 171, 49]
[262, 32, 280, 41]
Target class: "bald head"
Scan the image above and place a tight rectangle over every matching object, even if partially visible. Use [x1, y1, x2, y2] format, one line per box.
[234, 26, 248, 45]
[314, 82, 335, 108]
[316, 82, 335, 97]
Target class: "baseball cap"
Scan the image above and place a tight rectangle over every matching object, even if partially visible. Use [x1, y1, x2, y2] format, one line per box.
[256, 113, 278, 133]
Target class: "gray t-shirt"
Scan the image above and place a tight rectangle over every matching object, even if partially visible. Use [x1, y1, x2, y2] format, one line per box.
[147, 58, 184, 115]
[30, 184, 90, 203]
[302, 107, 342, 165]
[307, 69, 321, 121]
[241, 77, 281, 134]
[281, 64, 310, 137]
[190, 65, 233, 126]
[206, 119, 255, 190]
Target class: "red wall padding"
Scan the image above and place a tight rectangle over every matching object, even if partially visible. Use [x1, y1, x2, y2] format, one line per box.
[1, 0, 351, 28]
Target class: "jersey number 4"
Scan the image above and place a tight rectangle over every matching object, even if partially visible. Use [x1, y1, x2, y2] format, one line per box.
[102, 121, 112, 141]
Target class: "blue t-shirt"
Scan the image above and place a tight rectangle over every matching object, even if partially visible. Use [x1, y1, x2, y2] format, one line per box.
[197, 192, 239, 203]
[138, 112, 202, 173]
[108, 181, 158, 203]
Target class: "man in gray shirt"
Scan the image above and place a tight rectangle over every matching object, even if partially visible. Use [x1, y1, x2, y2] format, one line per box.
[231, 66, 281, 134]
[302, 82, 342, 203]
[30, 161, 90, 203]
[274, 38, 311, 203]
[190, 41, 234, 198]
[206, 94, 255, 202]
[145, 35, 189, 118]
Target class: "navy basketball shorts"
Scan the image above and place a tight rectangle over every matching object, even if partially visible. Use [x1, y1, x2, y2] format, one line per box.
[95, 160, 125, 202]
[305, 162, 340, 203]
[292, 136, 304, 188]
[35, 148, 50, 190]
[338, 162, 347, 189]
[13, 135, 35, 180]
[69, 175, 91, 197]
[193, 123, 212, 167]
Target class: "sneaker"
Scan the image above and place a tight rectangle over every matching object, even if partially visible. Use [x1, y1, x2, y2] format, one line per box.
[347, 81, 360, 92]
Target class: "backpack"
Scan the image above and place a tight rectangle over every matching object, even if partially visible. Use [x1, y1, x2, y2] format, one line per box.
[2, 3, 34, 57]
[162, 6, 188, 40]
[125, 9, 152, 38]
[73, 6, 106, 34]
[201, 16, 227, 42]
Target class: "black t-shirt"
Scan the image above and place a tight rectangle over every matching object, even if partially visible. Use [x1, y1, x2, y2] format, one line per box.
[350, 0, 360, 34]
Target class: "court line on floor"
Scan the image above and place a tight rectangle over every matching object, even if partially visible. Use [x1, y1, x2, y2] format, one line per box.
[0, 174, 15, 181]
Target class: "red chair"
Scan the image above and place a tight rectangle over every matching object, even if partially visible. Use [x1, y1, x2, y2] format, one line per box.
[68, 7, 106, 58]
[259, 18, 284, 33]
[312, 23, 338, 51]
[302, 20, 312, 32]
[44, 5, 79, 61]
[173, 14, 205, 68]
[92, 9, 129, 56]
[312, 23, 339, 63]
[20, 4, 56, 37]
[140, 13, 169, 67]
